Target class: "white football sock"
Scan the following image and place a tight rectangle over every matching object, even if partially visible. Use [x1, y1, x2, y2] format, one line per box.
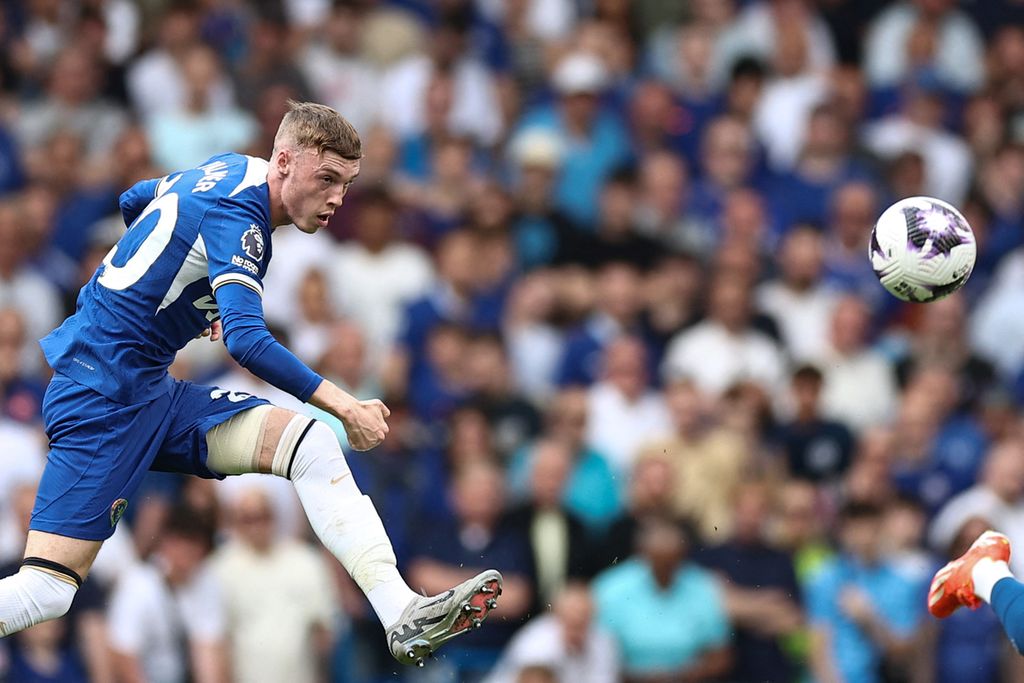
[0, 566, 78, 636]
[971, 558, 1014, 604]
[288, 420, 417, 627]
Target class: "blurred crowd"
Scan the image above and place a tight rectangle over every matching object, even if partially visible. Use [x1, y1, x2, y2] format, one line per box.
[1, 0, 1024, 682]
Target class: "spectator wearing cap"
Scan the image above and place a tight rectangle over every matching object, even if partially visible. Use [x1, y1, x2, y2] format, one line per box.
[506, 128, 578, 270]
[515, 52, 631, 226]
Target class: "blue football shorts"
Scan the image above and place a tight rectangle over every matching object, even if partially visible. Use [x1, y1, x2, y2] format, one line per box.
[30, 373, 269, 541]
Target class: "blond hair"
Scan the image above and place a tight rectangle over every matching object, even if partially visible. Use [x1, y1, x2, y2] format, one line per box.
[274, 100, 362, 160]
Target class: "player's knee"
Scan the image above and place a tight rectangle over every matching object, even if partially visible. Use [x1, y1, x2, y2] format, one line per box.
[288, 419, 346, 479]
[4, 562, 80, 633]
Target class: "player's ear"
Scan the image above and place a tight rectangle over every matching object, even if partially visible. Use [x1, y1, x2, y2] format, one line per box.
[275, 147, 291, 176]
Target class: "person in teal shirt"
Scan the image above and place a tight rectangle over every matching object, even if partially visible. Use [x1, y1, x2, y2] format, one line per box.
[806, 502, 927, 683]
[592, 516, 732, 679]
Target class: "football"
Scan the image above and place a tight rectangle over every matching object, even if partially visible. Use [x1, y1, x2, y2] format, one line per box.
[869, 196, 976, 303]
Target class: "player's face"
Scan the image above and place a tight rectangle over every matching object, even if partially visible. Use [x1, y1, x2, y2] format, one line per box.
[282, 148, 360, 233]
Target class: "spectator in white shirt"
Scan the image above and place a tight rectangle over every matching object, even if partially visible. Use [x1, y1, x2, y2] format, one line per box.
[483, 583, 620, 683]
[663, 275, 787, 397]
[330, 187, 435, 366]
[586, 336, 672, 477]
[862, 87, 972, 204]
[379, 16, 503, 146]
[126, 4, 235, 121]
[107, 506, 227, 683]
[929, 439, 1024, 576]
[300, 0, 380, 135]
[757, 226, 840, 363]
[863, 0, 985, 94]
[212, 487, 339, 683]
[818, 296, 899, 431]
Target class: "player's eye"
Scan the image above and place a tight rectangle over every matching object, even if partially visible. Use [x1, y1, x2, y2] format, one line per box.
[321, 175, 333, 185]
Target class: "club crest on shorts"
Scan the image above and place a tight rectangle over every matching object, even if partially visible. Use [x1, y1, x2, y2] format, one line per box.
[109, 498, 128, 527]
[241, 224, 265, 262]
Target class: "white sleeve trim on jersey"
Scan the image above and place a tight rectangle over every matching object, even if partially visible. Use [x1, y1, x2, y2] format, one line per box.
[211, 272, 263, 297]
[228, 156, 270, 198]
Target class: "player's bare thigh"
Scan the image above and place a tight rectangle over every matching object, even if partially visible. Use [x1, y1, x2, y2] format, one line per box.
[23, 531, 103, 582]
[205, 405, 307, 476]
[253, 407, 299, 473]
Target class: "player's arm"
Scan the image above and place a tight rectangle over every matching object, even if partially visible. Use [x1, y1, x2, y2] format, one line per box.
[214, 283, 388, 450]
[118, 176, 162, 226]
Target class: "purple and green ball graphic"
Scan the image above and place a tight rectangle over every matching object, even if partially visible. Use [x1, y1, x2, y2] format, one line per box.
[869, 196, 976, 303]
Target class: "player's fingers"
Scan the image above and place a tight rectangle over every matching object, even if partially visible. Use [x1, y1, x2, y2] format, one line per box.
[210, 320, 223, 342]
[379, 402, 391, 418]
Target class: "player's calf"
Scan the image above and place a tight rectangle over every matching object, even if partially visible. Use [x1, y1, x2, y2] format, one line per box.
[0, 558, 81, 637]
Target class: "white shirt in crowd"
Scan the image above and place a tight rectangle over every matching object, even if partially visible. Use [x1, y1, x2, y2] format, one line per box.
[482, 612, 620, 683]
[260, 226, 336, 331]
[330, 240, 435, 362]
[930, 486, 1024, 577]
[662, 321, 787, 397]
[585, 381, 672, 477]
[862, 116, 973, 205]
[107, 562, 226, 683]
[126, 50, 235, 122]
[379, 54, 504, 146]
[301, 43, 381, 136]
[863, 2, 985, 93]
[753, 73, 829, 171]
[818, 347, 899, 431]
[0, 268, 62, 363]
[970, 248, 1024, 380]
[212, 539, 339, 683]
[756, 281, 840, 363]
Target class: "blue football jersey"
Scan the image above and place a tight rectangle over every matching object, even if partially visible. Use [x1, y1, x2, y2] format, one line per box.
[41, 153, 274, 404]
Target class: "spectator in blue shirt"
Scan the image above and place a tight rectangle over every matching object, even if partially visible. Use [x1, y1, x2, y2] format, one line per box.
[515, 52, 631, 227]
[807, 502, 927, 683]
[593, 515, 731, 680]
[407, 461, 534, 679]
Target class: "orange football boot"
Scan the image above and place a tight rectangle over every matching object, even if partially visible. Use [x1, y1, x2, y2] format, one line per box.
[928, 530, 1011, 619]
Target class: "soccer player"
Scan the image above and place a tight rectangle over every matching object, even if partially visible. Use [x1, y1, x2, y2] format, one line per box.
[928, 530, 1024, 655]
[0, 101, 501, 667]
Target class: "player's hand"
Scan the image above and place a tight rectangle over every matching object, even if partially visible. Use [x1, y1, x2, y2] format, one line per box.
[340, 398, 391, 451]
[196, 320, 223, 342]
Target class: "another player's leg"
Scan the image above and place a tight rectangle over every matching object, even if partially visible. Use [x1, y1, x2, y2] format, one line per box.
[205, 406, 503, 666]
[928, 530, 1024, 653]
